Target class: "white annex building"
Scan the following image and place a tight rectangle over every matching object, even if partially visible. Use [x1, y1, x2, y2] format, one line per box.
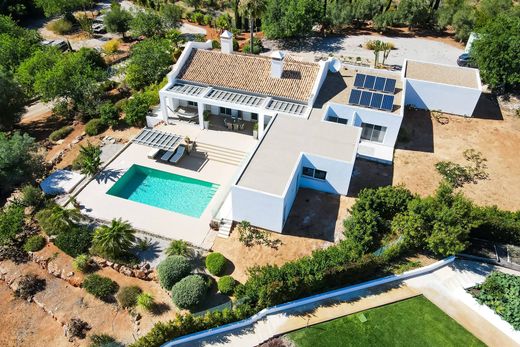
[158, 31, 482, 233]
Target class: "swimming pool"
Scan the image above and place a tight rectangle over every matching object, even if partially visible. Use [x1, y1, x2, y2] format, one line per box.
[107, 165, 219, 218]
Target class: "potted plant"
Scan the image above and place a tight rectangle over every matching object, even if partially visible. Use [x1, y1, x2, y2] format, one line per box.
[203, 110, 211, 129]
[253, 122, 258, 139]
[184, 136, 193, 153]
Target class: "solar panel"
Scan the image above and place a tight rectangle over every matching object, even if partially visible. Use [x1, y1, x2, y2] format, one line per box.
[374, 77, 386, 91]
[354, 74, 366, 88]
[360, 91, 372, 106]
[370, 93, 383, 109]
[364, 75, 376, 90]
[383, 79, 396, 93]
[349, 89, 362, 105]
[381, 95, 394, 111]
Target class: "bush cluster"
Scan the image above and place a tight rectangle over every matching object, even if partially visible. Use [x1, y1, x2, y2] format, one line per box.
[0, 205, 24, 245]
[19, 185, 44, 208]
[137, 292, 154, 311]
[217, 276, 236, 295]
[49, 126, 73, 142]
[83, 274, 119, 301]
[102, 39, 121, 55]
[48, 18, 74, 34]
[242, 38, 263, 54]
[157, 255, 191, 290]
[85, 118, 107, 136]
[23, 235, 46, 252]
[54, 226, 92, 257]
[117, 286, 142, 308]
[98, 102, 119, 127]
[205, 252, 227, 276]
[72, 254, 90, 272]
[171, 275, 207, 309]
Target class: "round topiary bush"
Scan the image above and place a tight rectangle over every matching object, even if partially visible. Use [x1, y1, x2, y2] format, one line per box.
[171, 275, 207, 309]
[217, 275, 236, 295]
[157, 255, 191, 290]
[83, 274, 119, 301]
[23, 235, 46, 252]
[205, 252, 227, 276]
[85, 118, 107, 136]
[117, 286, 142, 308]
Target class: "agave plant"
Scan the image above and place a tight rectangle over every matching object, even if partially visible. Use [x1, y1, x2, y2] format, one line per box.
[92, 218, 136, 259]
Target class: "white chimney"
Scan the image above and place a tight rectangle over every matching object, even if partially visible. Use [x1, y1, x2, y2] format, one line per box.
[271, 51, 285, 78]
[220, 30, 233, 54]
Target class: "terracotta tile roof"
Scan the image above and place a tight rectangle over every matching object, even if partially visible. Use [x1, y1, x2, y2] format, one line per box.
[176, 49, 320, 102]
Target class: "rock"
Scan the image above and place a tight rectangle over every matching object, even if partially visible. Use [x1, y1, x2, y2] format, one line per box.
[66, 272, 74, 277]
[113, 263, 121, 271]
[106, 261, 113, 267]
[47, 261, 61, 277]
[120, 266, 134, 277]
[142, 263, 150, 270]
[133, 270, 147, 280]
[147, 271, 157, 281]
[56, 139, 65, 145]
[91, 256, 106, 266]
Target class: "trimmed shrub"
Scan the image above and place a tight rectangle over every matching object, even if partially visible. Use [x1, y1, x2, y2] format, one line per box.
[191, 12, 204, 25]
[171, 275, 207, 309]
[102, 39, 121, 55]
[205, 252, 227, 276]
[85, 118, 107, 136]
[23, 235, 46, 252]
[19, 185, 44, 208]
[137, 292, 154, 311]
[49, 126, 73, 142]
[72, 254, 90, 272]
[217, 275, 236, 295]
[242, 38, 263, 54]
[117, 286, 142, 308]
[54, 226, 92, 257]
[0, 205, 24, 245]
[83, 274, 119, 301]
[98, 102, 119, 127]
[156, 255, 191, 289]
[211, 39, 221, 49]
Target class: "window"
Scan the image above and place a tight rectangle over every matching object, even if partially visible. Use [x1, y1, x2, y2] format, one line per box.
[361, 123, 387, 143]
[302, 166, 327, 180]
[220, 107, 232, 116]
[251, 113, 258, 121]
[326, 115, 348, 125]
[187, 101, 197, 107]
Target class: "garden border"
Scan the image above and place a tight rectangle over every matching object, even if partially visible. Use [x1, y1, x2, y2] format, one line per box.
[161, 256, 456, 346]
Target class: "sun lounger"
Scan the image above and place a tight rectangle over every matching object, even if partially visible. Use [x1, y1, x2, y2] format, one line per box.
[160, 150, 175, 161]
[169, 145, 186, 164]
[147, 148, 161, 159]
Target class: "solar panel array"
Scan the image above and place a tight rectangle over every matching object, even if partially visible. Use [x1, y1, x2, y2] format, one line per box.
[354, 74, 396, 94]
[168, 83, 206, 96]
[349, 89, 394, 112]
[133, 129, 181, 150]
[206, 88, 265, 107]
[266, 99, 307, 116]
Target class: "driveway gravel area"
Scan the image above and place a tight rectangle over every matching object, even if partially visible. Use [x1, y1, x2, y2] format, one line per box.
[263, 34, 464, 67]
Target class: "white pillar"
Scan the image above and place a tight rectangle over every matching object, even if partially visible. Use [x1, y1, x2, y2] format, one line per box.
[198, 102, 205, 129]
[160, 94, 168, 122]
[258, 113, 265, 139]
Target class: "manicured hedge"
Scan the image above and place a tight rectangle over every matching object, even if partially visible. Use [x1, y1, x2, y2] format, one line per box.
[171, 275, 207, 309]
[157, 255, 191, 290]
[49, 126, 73, 142]
[217, 275, 236, 295]
[205, 252, 227, 276]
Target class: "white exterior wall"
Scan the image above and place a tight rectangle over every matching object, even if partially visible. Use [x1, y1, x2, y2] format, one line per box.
[299, 154, 355, 195]
[405, 79, 481, 117]
[231, 186, 285, 232]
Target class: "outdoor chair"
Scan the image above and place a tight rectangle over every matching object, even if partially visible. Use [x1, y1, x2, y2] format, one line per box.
[169, 145, 186, 164]
[159, 150, 175, 162]
[147, 148, 161, 159]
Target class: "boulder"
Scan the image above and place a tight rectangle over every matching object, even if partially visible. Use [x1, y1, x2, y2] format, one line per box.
[120, 266, 134, 277]
[133, 270, 147, 280]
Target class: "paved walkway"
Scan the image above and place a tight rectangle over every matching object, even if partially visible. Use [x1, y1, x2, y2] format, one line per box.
[175, 260, 520, 347]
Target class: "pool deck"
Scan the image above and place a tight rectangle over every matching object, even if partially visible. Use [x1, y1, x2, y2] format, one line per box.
[75, 124, 257, 248]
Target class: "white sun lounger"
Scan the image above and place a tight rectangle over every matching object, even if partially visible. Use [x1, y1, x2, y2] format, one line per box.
[169, 145, 186, 164]
[147, 148, 161, 159]
[160, 150, 175, 161]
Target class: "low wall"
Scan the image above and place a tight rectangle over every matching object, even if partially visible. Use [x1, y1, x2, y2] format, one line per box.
[162, 256, 456, 346]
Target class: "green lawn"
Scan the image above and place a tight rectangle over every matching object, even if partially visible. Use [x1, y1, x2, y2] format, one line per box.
[287, 296, 485, 347]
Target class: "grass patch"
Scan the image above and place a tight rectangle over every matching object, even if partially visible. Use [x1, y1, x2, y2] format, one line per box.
[287, 296, 485, 347]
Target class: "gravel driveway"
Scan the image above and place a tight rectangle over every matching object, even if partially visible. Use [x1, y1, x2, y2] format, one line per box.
[263, 34, 464, 67]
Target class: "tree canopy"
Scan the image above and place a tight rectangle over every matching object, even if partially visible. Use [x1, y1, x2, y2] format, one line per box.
[0, 15, 40, 72]
[34, 0, 92, 17]
[0, 70, 27, 130]
[130, 9, 164, 38]
[103, 2, 132, 36]
[262, 0, 322, 39]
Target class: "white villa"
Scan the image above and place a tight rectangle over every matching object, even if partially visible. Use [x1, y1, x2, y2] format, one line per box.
[153, 30, 482, 233]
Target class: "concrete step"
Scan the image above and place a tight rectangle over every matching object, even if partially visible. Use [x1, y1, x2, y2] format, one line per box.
[195, 142, 248, 156]
[194, 142, 247, 166]
[217, 219, 233, 238]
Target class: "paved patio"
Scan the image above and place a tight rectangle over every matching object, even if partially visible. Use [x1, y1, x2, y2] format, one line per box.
[75, 125, 257, 248]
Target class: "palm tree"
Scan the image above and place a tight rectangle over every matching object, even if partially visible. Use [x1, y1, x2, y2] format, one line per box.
[36, 203, 82, 235]
[92, 218, 136, 259]
[239, 0, 267, 54]
[78, 142, 102, 176]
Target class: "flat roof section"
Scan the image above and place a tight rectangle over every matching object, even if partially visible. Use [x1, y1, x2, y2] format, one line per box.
[236, 115, 361, 196]
[404, 60, 480, 89]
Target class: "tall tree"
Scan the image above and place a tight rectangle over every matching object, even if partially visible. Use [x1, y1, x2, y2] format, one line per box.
[0, 70, 27, 130]
[262, 0, 322, 39]
[103, 2, 132, 37]
[240, 0, 267, 53]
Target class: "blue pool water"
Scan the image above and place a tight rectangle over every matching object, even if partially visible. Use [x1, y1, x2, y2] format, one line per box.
[107, 165, 219, 218]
